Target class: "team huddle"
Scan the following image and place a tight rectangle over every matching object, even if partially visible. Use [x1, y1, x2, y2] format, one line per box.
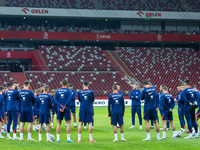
[0, 78, 200, 143]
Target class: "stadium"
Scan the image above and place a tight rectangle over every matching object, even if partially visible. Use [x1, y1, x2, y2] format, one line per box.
[0, 0, 200, 150]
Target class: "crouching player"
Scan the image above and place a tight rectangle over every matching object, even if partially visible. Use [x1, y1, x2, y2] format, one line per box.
[0, 86, 6, 138]
[141, 80, 160, 141]
[108, 85, 126, 142]
[37, 86, 52, 142]
[160, 86, 176, 139]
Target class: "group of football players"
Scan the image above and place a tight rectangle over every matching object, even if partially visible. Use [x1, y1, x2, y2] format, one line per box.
[0, 78, 200, 143]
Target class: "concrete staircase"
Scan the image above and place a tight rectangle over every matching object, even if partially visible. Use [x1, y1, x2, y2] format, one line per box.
[10, 72, 27, 87]
[0, 0, 5, 6]
[179, 0, 191, 12]
[105, 50, 143, 89]
[91, 0, 102, 10]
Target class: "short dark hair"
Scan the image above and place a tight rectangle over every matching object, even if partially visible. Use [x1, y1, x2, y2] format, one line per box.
[20, 86, 24, 90]
[191, 85, 196, 89]
[112, 85, 117, 90]
[40, 83, 45, 88]
[44, 86, 49, 91]
[7, 84, 12, 88]
[12, 81, 19, 85]
[36, 89, 41, 94]
[83, 81, 89, 86]
[160, 84, 165, 88]
[0, 86, 4, 92]
[62, 79, 68, 86]
[184, 79, 190, 85]
[68, 84, 73, 88]
[162, 86, 168, 91]
[143, 80, 149, 85]
[177, 84, 183, 87]
[24, 81, 30, 87]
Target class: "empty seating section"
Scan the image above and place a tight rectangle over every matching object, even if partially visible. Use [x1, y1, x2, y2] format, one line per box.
[0, 72, 13, 86]
[25, 72, 132, 96]
[115, 47, 200, 95]
[185, 0, 200, 12]
[39, 46, 117, 71]
[5, 0, 95, 9]
[98, 0, 185, 11]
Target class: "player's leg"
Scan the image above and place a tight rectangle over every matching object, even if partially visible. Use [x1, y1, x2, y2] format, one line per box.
[153, 120, 160, 140]
[87, 112, 95, 143]
[20, 122, 25, 140]
[56, 110, 63, 143]
[113, 125, 118, 142]
[184, 109, 193, 139]
[161, 120, 167, 139]
[12, 111, 19, 140]
[7, 111, 12, 139]
[179, 107, 185, 132]
[0, 113, 5, 138]
[4, 114, 8, 132]
[73, 113, 76, 128]
[150, 120, 154, 129]
[118, 114, 126, 142]
[17, 113, 20, 132]
[51, 114, 54, 128]
[143, 119, 151, 141]
[111, 113, 118, 142]
[45, 113, 51, 142]
[169, 120, 176, 138]
[130, 106, 135, 129]
[38, 114, 43, 142]
[136, 106, 142, 129]
[166, 120, 170, 130]
[65, 110, 73, 143]
[27, 110, 35, 141]
[84, 121, 87, 129]
[191, 108, 198, 138]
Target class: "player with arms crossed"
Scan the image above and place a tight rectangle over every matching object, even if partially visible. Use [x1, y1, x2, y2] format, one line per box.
[181, 79, 198, 139]
[68, 84, 77, 128]
[129, 84, 142, 129]
[141, 80, 160, 141]
[176, 84, 186, 133]
[77, 81, 95, 143]
[54, 79, 73, 143]
[6, 81, 20, 140]
[37, 86, 52, 142]
[0, 86, 6, 138]
[19, 81, 35, 141]
[160, 86, 176, 139]
[108, 85, 126, 142]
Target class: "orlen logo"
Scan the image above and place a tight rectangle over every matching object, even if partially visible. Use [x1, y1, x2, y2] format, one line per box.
[21, 8, 48, 14]
[21, 8, 30, 14]
[96, 34, 111, 40]
[136, 11, 161, 17]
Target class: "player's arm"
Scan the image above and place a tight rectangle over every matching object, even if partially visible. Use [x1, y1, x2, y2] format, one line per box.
[78, 92, 81, 102]
[36, 97, 40, 108]
[171, 97, 175, 110]
[135, 91, 141, 101]
[54, 91, 64, 108]
[181, 91, 191, 104]
[31, 92, 36, 104]
[141, 89, 145, 100]
[156, 93, 159, 109]
[16, 90, 20, 101]
[122, 96, 125, 116]
[108, 95, 111, 117]
[71, 91, 76, 100]
[162, 97, 170, 110]
[91, 91, 95, 103]
[49, 95, 52, 109]
[63, 90, 72, 108]
[0, 97, 3, 106]
[129, 91, 136, 100]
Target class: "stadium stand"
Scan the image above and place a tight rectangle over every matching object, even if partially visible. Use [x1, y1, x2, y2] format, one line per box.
[25, 72, 132, 96]
[39, 45, 118, 71]
[185, 0, 200, 12]
[115, 47, 200, 95]
[0, 72, 13, 86]
[98, 0, 185, 11]
[5, 0, 95, 9]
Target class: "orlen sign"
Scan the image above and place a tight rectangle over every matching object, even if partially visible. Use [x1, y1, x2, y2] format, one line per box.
[96, 34, 111, 40]
[137, 11, 161, 17]
[21, 8, 48, 14]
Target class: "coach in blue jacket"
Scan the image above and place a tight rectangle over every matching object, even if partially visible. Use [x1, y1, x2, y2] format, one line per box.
[129, 84, 142, 129]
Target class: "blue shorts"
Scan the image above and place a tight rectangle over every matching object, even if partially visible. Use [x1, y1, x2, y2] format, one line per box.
[70, 106, 76, 113]
[57, 110, 71, 121]
[111, 114, 123, 125]
[39, 113, 51, 124]
[0, 112, 4, 122]
[196, 109, 200, 118]
[20, 110, 34, 123]
[143, 109, 158, 121]
[162, 111, 173, 121]
[79, 111, 93, 123]
[52, 106, 57, 115]
[33, 111, 39, 119]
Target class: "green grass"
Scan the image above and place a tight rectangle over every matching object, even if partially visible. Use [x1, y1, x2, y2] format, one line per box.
[1, 106, 199, 150]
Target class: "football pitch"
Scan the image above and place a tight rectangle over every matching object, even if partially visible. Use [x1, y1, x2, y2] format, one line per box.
[1, 106, 199, 150]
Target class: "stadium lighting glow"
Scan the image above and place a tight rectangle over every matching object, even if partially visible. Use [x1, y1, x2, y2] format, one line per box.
[23, 17, 26, 19]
